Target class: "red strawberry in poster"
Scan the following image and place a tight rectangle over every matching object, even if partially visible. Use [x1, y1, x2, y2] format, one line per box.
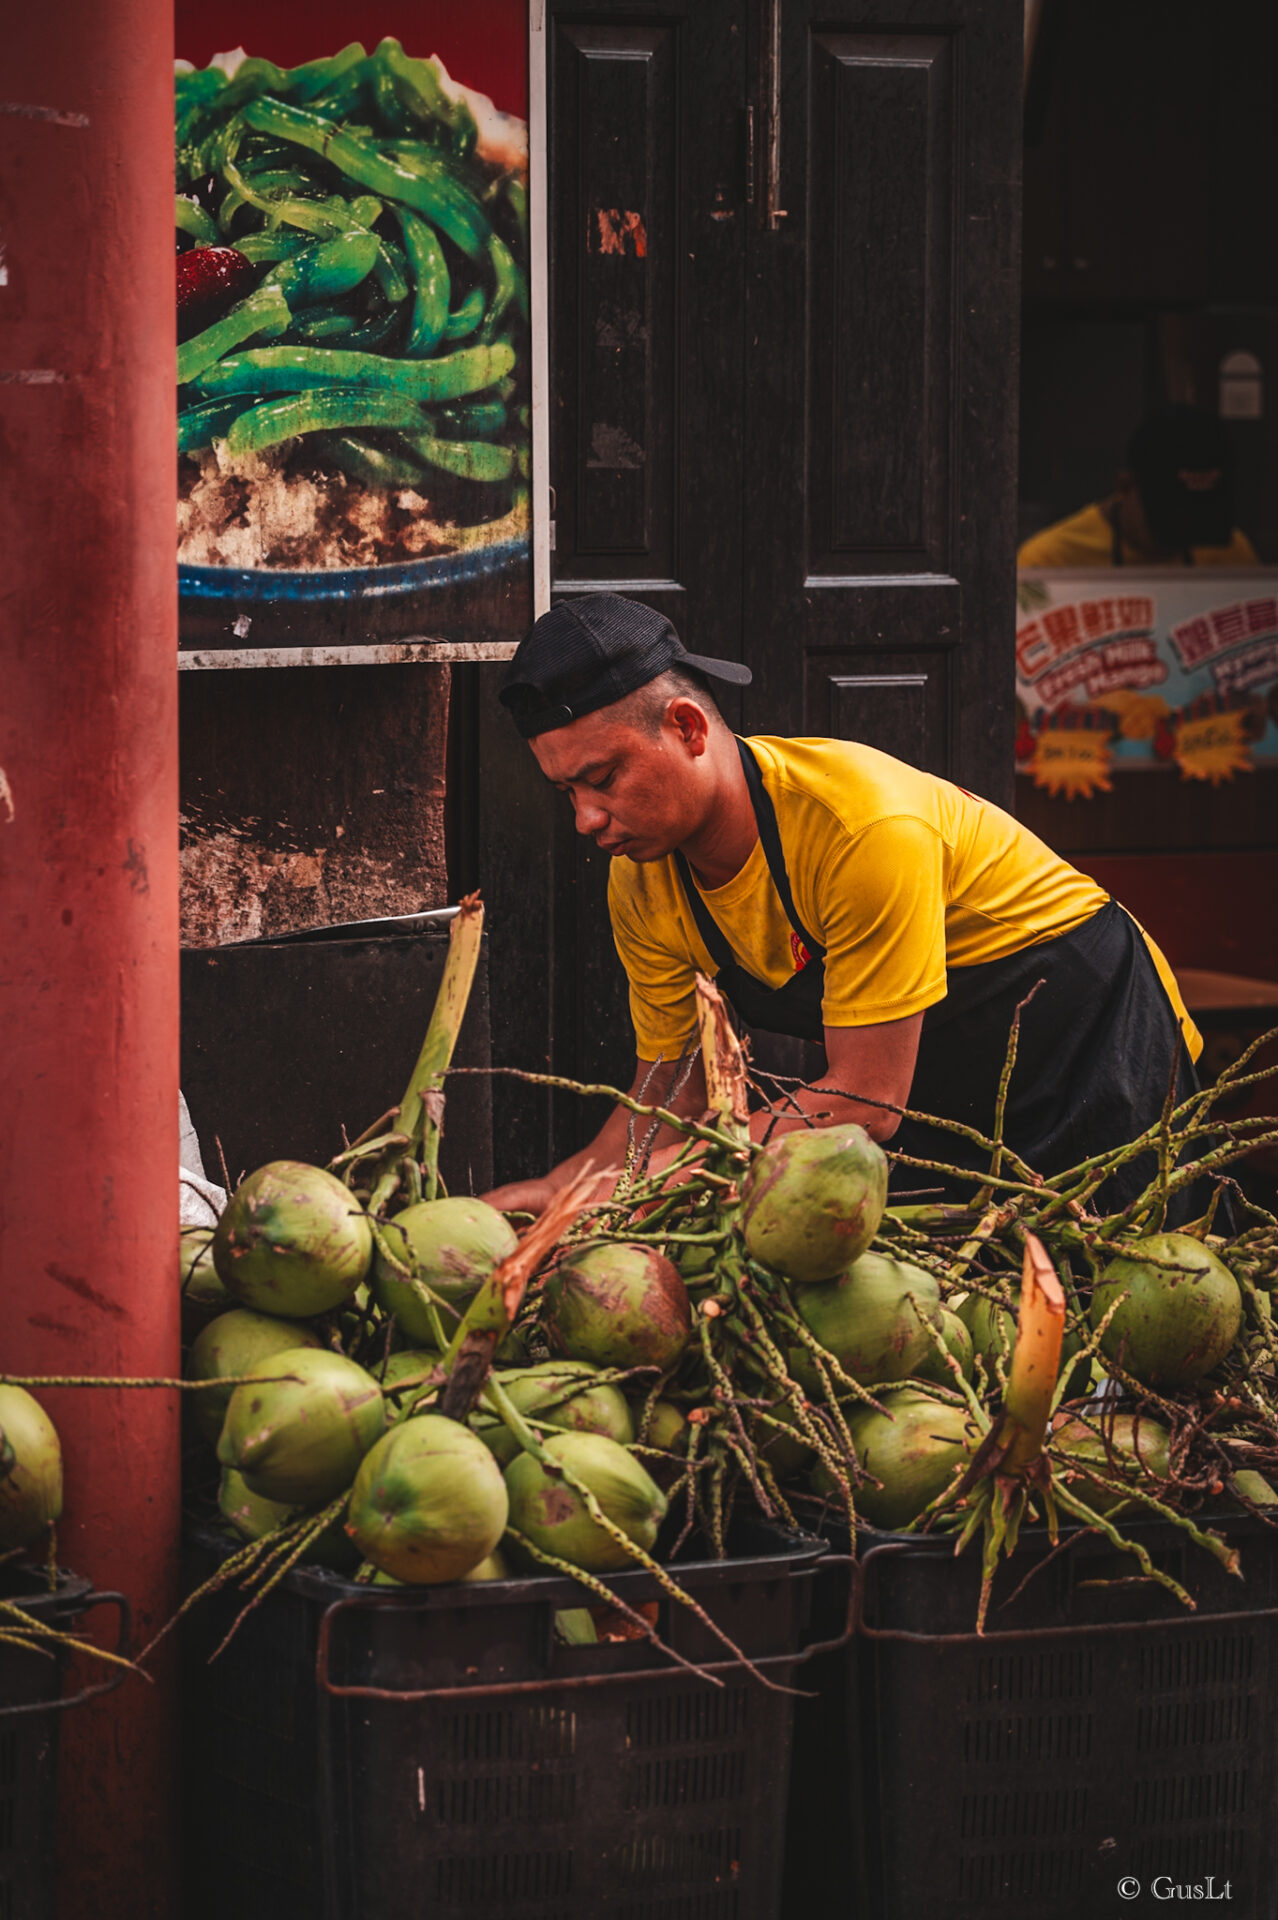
[1014, 718, 1035, 761]
[177, 246, 255, 341]
[1153, 717, 1176, 760]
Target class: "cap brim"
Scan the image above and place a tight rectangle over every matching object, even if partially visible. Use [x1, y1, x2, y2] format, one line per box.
[684, 650, 752, 686]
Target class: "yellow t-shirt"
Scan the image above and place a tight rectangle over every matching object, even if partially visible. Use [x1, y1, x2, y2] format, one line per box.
[607, 736, 1200, 1061]
[1017, 502, 1258, 570]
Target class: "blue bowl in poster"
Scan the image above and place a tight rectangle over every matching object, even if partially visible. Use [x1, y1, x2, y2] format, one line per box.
[179, 538, 530, 606]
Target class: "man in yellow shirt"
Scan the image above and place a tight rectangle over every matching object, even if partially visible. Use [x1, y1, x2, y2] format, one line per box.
[1018, 405, 1258, 570]
[488, 596, 1202, 1217]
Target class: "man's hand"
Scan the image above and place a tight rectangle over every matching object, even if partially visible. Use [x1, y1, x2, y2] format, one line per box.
[480, 1055, 709, 1221]
[482, 1176, 559, 1219]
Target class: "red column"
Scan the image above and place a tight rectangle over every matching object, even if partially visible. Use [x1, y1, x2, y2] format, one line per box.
[0, 5, 179, 1918]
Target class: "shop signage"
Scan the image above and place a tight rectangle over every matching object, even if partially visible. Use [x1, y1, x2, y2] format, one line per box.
[1016, 569, 1278, 796]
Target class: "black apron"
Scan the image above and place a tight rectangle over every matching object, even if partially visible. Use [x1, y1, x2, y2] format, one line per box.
[674, 739, 1200, 1216]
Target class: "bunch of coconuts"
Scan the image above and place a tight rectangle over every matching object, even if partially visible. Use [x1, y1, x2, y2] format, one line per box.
[736, 1124, 986, 1529]
[185, 1109, 1264, 1596]
[729, 1124, 1259, 1535]
[184, 1160, 681, 1586]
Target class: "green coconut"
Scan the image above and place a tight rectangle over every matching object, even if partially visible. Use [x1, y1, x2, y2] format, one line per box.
[760, 1412, 815, 1480]
[1224, 1470, 1278, 1511]
[911, 1307, 975, 1385]
[218, 1467, 297, 1542]
[642, 1399, 689, 1455]
[676, 1241, 719, 1281]
[740, 1124, 888, 1284]
[955, 1292, 1018, 1366]
[373, 1197, 517, 1340]
[0, 1387, 63, 1552]
[218, 1349, 385, 1504]
[463, 1547, 511, 1582]
[472, 1362, 634, 1467]
[348, 1413, 509, 1584]
[179, 1225, 231, 1338]
[958, 1291, 1091, 1396]
[377, 1348, 442, 1414]
[213, 1161, 373, 1317]
[555, 1607, 599, 1645]
[846, 1388, 976, 1530]
[218, 1468, 360, 1568]
[542, 1243, 691, 1371]
[505, 1432, 668, 1574]
[187, 1308, 323, 1445]
[793, 1253, 941, 1388]
[1089, 1233, 1242, 1389]
[371, 1547, 511, 1587]
[1052, 1412, 1172, 1515]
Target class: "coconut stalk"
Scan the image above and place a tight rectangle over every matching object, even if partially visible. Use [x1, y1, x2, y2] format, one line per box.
[916, 1232, 1065, 1630]
[991, 1232, 1066, 1477]
[366, 893, 485, 1215]
[695, 972, 750, 1143]
[436, 1166, 607, 1422]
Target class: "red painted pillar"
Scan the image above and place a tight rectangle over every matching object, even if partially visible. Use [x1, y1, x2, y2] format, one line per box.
[0, 6, 179, 1918]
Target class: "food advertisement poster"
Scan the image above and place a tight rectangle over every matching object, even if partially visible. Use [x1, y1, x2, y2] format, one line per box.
[1015, 569, 1278, 798]
[175, 1, 533, 651]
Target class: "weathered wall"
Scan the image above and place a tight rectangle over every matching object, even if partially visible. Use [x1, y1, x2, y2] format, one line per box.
[179, 662, 450, 946]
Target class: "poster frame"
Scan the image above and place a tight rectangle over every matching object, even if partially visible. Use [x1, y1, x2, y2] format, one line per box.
[177, 3, 548, 672]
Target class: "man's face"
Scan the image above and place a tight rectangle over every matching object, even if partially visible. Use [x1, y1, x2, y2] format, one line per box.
[530, 701, 707, 861]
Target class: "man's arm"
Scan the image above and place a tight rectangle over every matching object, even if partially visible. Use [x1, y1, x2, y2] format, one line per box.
[614, 1012, 923, 1191]
[482, 1053, 709, 1217]
[751, 1015, 923, 1143]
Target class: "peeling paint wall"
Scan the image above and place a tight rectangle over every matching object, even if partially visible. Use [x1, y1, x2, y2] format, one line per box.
[179, 663, 450, 947]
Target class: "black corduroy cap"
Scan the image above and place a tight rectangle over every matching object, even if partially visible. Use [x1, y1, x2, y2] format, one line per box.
[498, 593, 751, 739]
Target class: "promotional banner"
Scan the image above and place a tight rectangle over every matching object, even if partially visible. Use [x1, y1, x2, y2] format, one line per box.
[1016, 569, 1278, 797]
[175, 3, 532, 650]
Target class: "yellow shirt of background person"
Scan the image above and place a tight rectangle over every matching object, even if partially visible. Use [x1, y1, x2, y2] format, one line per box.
[1018, 501, 1258, 570]
[607, 735, 1201, 1062]
[1018, 403, 1260, 571]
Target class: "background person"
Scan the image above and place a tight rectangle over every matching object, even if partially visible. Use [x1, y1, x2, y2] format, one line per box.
[1018, 404, 1258, 569]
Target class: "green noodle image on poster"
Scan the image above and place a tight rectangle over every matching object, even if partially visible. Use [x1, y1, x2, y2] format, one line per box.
[175, 38, 530, 644]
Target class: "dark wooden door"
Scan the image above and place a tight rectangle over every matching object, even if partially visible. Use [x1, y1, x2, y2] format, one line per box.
[742, 0, 1021, 801]
[479, 0, 1021, 1178]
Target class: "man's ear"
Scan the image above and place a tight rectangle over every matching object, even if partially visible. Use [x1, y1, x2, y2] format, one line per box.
[667, 697, 711, 756]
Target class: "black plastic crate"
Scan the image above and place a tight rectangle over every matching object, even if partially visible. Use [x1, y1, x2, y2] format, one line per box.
[0, 1565, 129, 1920]
[784, 1513, 1278, 1920]
[181, 1519, 831, 1920]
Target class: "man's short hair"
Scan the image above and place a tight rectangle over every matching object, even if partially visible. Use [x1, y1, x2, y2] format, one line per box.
[617, 665, 723, 736]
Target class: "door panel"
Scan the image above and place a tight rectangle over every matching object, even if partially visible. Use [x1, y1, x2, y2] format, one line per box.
[553, 25, 678, 565]
[811, 655, 952, 771]
[744, 0, 1021, 808]
[550, 1, 747, 658]
[807, 31, 956, 574]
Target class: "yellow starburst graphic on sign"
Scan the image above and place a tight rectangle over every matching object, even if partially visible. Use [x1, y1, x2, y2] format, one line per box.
[1027, 729, 1113, 801]
[1173, 709, 1252, 785]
